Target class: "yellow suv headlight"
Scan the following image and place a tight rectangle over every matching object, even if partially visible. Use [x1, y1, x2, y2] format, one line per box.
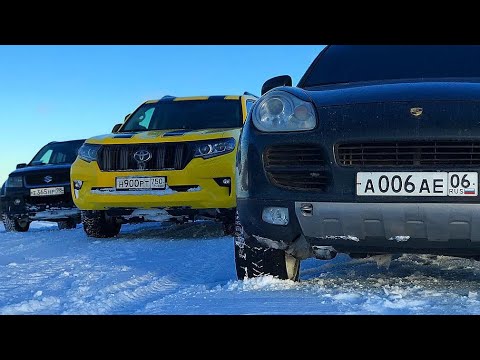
[193, 138, 236, 159]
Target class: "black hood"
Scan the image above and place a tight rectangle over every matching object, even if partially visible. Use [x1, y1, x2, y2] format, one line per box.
[9, 163, 72, 177]
[304, 79, 480, 107]
[286, 80, 480, 140]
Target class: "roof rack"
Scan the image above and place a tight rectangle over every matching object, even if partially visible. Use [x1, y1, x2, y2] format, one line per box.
[161, 95, 175, 99]
[243, 91, 259, 98]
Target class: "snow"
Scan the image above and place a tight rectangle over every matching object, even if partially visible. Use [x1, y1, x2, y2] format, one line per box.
[1, 220, 480, 314]
[389, 236, 410, 242]
[90, 186, 177, 196]
[187, 186, 202, 192]
[325, 235, 360, 242]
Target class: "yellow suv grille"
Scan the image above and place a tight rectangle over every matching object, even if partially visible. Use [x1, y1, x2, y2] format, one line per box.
[98, 143, 191, 172]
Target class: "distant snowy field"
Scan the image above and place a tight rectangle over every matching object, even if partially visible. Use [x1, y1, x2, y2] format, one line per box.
[1, 220, 480, 314]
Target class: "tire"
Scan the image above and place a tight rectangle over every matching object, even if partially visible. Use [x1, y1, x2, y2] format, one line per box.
[58, 218, 77, 230]
[81, 210, 121, 238]
[234, 212, 300, 281]
[222, 210, 236, 236]
[2, 214, 30, 232]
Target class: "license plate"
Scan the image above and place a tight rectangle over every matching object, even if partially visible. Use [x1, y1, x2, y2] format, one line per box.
[30, 187, 65, 197]
[356, 172, 478, 197]
[115, 176, 166, 190]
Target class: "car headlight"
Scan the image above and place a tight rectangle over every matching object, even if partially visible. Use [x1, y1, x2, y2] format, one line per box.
[194, 138, 236, 159]
[253, 90, 317, 132]
[6, 176, 23, 188]
[78, 143, 101, 162]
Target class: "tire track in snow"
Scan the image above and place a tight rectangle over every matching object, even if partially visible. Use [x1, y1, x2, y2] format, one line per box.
[63, 273, 179, 314]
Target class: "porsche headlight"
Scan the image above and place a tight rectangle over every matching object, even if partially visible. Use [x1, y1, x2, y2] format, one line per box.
[253, 91, 316, 132]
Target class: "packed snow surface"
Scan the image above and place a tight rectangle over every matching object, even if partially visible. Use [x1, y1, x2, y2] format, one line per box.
[1, 221, 480, 314]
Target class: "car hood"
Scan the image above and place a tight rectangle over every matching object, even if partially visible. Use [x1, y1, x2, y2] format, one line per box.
[86, 128, 242, 145]
[303, 79, 480, 106]
[9, 163, 71, 178]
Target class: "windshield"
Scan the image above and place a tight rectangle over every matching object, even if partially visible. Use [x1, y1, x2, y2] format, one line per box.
[30, 140, 85, 166]
[300, 45, 480, 87]
[120, 99, 243, 132]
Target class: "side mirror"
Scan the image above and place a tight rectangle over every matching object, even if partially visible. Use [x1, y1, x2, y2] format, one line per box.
[112, 124, 122, 133]
[16, 163, 27, 169]
[261, 75, 292, 95]
[124, 113, 131, 121]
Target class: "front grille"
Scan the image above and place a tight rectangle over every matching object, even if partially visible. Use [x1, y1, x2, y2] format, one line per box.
[25, 172, 70, 186]
[264, 145, 329, 191]
[98, 143, 192, 171]
[337, 141, 480, 167]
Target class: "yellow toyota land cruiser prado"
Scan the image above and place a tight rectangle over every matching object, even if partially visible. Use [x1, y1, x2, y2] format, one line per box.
[71, 93, 257, 238]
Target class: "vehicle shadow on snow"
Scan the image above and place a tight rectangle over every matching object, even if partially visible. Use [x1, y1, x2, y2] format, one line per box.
[118, 220, 226, 241]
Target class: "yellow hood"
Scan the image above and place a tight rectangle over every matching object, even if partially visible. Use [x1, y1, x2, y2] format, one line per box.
[87, 128, 241, 145]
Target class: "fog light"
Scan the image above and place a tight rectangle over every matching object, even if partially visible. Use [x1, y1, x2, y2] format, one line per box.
[73, 180, 83, 190]
[14, 199, 21, 205]
[262, 207, 289, 226]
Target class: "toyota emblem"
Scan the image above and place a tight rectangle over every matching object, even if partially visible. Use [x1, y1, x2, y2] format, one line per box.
[133, 149, 152, 170]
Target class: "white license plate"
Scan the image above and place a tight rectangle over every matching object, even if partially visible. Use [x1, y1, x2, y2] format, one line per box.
[356, 172, 478, 197]
[115, 176, 166, 190]
[30, 187, 65, 197]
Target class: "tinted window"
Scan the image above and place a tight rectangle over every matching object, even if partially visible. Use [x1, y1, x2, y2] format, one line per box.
[121, 100, 243, 132]
[300, 45, 480, 87]
[30, 140, 85, 166]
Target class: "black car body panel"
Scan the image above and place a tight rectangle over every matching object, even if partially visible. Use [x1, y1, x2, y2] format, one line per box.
[237, 45, 480, 258]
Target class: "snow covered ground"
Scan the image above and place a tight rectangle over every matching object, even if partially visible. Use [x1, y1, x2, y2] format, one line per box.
[1, 220, 480, 314]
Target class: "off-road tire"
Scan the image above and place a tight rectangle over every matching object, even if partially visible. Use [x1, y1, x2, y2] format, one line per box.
[2, 214, 30, 232]
[222, 215, 236, 236]
[219, 209, 236, 236]
[81, 210, 121, 238]
[234, 212, 300, 281]
[58, 218, 77, 230]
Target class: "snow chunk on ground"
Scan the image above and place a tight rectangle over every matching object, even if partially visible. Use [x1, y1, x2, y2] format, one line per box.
[226, 276, 297, 292]
[0, 296, 60, 314]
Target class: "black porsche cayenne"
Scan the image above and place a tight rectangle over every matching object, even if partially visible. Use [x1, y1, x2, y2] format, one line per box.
[235, 45, 480, 281]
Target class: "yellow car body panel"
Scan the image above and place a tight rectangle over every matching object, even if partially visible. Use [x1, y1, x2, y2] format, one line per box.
[71, 95, 256, 212]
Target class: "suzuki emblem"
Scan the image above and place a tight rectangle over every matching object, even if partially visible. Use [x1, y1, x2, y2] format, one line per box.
[44, 176, 53, 183]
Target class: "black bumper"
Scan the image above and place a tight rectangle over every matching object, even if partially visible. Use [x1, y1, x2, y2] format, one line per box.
[236, 118, 480, 257]
[1, 185, 79, 221]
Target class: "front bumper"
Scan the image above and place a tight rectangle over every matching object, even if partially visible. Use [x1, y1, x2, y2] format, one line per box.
[238, 199, 480, 256]
[1, 185, 79, 221]
[71, 153, 236, 211]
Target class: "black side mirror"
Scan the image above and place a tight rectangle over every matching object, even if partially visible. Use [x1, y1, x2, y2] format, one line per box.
[16, 163, 27, 169]
[261, 75, 292, 95]
[112, 124, 122, 133]
[124, 113, 131, 121]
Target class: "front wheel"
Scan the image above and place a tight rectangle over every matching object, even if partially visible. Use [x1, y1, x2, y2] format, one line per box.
[234, 212, 300, 281]
[81, 210, 121, 238]
[2, 214, 30, 232]
[219, 208, 236, 236]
